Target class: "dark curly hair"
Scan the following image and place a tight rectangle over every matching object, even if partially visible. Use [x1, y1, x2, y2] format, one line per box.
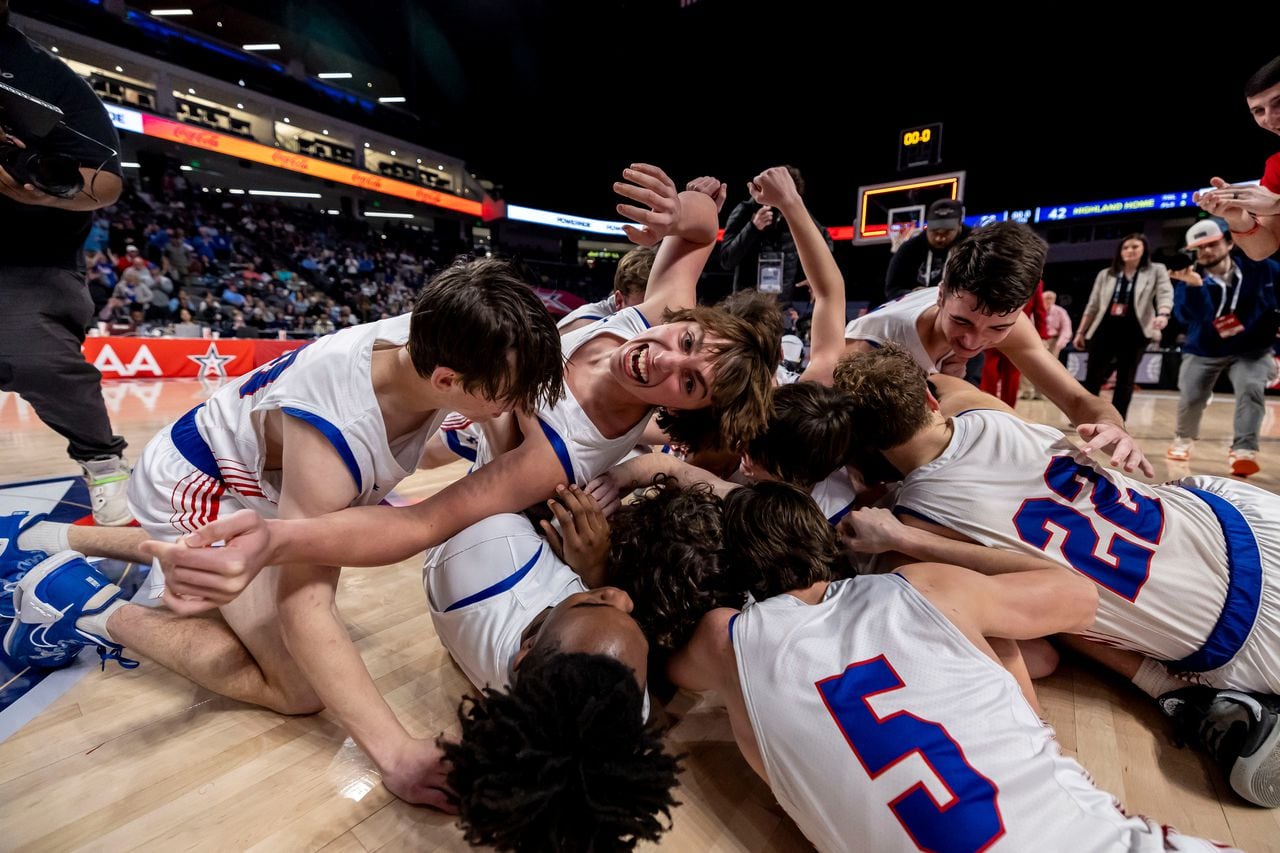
[747, 382, 861, 489]
[444, 649, 680, 852]
[606, 476, 738, 652]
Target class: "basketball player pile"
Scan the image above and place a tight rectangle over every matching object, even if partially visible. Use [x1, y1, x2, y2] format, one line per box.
[3, 165, 1278, 852]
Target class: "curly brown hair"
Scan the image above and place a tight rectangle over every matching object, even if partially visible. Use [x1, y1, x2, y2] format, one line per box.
[605, 476, 739, 652]
[653, 305, 776, 452]
[833, 344, 933, 451]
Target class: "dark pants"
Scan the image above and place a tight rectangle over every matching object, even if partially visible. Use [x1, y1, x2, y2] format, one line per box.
[1081, 328, 1147, 421]
[0, 266, 127, 462]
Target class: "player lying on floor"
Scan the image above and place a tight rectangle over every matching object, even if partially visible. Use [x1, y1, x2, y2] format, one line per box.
[670, 481, 1237, 852]
[834, 344, 1280, 807]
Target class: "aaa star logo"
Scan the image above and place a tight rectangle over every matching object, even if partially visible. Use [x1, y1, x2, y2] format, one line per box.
[186, 343, 236, 378]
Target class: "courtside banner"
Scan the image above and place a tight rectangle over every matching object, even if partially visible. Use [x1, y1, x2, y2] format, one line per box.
[82, 338, 305, 380]
[108, 106, 481, 217]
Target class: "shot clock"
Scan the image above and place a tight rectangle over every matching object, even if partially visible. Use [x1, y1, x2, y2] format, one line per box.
[898, 122, 942, 171]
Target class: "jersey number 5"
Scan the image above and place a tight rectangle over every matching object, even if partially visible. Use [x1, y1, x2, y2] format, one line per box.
[1013, 455, 1163, 601]
[818, 655, 1003, 853]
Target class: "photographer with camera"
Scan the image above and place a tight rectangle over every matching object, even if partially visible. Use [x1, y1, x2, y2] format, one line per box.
[1166, 219, 1280, 476]
[719, 165, 831, 303]
[0, 1, 132, 525]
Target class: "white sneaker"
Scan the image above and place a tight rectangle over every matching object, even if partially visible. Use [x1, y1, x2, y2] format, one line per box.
[1166, 437, 1194, 462]
[79, 456, 134, 526]
[1229, 449, 1261, 478]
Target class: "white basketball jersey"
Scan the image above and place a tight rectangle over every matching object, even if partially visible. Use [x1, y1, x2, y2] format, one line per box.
[844, 287, 949, 372]
[775, 363, 802, 385]
[811, 468, 857, 525]
[732, 575, 1227, 853]
[895, 409, 1256, 672]
[556, 295, 617, 330]
[474, 307, 654, 485]
[193, 315, 445, 509]
[426, 514, 585, 691]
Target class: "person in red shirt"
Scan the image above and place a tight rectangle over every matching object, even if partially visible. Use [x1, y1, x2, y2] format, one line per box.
[980, 279, 1047, 406]
[1196, 55, 1280, 260]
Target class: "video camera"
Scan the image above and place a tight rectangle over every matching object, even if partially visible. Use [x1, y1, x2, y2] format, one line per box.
[0, 79, 85, 198]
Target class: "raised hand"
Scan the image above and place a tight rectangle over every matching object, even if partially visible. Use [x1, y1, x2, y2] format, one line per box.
[747, 166, 802, 211]
[614, 163, 681, 246]
[685, 175, 727, 213]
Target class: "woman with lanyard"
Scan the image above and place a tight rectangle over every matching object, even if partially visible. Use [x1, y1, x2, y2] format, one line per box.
[1073, 233, 1173, 419]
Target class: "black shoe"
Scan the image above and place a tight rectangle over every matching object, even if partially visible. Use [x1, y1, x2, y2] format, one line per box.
[1158, 686, 1280, 807]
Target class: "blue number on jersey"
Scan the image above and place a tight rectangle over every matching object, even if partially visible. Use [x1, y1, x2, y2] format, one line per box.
[238, 346, 307, 398]
[1013, 455, 1163, 601]
[817, 656, 1003, 853]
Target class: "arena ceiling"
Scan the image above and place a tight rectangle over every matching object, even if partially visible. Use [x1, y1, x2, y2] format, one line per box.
[18, 0, 1280, 225]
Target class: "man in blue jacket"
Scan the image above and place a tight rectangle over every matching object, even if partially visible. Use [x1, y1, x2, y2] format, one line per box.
[1168, 218, 1280, 475]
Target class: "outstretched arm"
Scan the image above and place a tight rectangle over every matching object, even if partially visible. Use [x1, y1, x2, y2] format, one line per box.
[1001, 314, 1153, 477]
[839, 508, 1068, 577]
[746, 166, 846, 385]
[1196, 177, 1280, 261]
[147, 425, 571, 607]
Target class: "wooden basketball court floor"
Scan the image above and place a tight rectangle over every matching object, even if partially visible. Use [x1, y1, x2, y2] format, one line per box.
[2, 378, 1279, 852]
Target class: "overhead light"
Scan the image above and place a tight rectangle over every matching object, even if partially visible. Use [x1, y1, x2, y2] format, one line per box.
[120, 162, 141, 168]
[322, 129, 329, 135]
[215, 188, 222, 193]
[115, 65, 124, 72]
[151, 8, 193, 15]
[179, 165, 194, 171]
[437, 165, 444, 170]
[415, 158, 422, 164]
[325, 209, 341, 215]
[318, 72, 352, 80]
[389, 150, 396, 156]
[228, 189, 245, 194]
[201, 187, 209, 192]
[364, 211, 414, 219]
[378, 96, 406, 104]
[248, 190, 322, 198]
[51, 46, 59, 53]
[367, 82, 373, 88]
[243, 44, 281, 51]
[187, 87, 196, 94]
[282, 117, 290, 123]
[238, 79, 245, 86]
[363, 142, 370, 148]
[236, 103, 244, 109]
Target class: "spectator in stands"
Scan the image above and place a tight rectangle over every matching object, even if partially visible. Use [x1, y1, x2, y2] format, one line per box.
[1167, 219, 1280, 476]
[1194, 55, 1280, 261]
[1074, 234, 1172, 421]
[115, 243, 141, 273]
[114, 266, 153, 309]
[719, 166, 831, 302]
[162, 228, 192, 285]
[221, 281, 247, 307]
[198, 292, 224, 325]
[884, 199, 971, 301]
